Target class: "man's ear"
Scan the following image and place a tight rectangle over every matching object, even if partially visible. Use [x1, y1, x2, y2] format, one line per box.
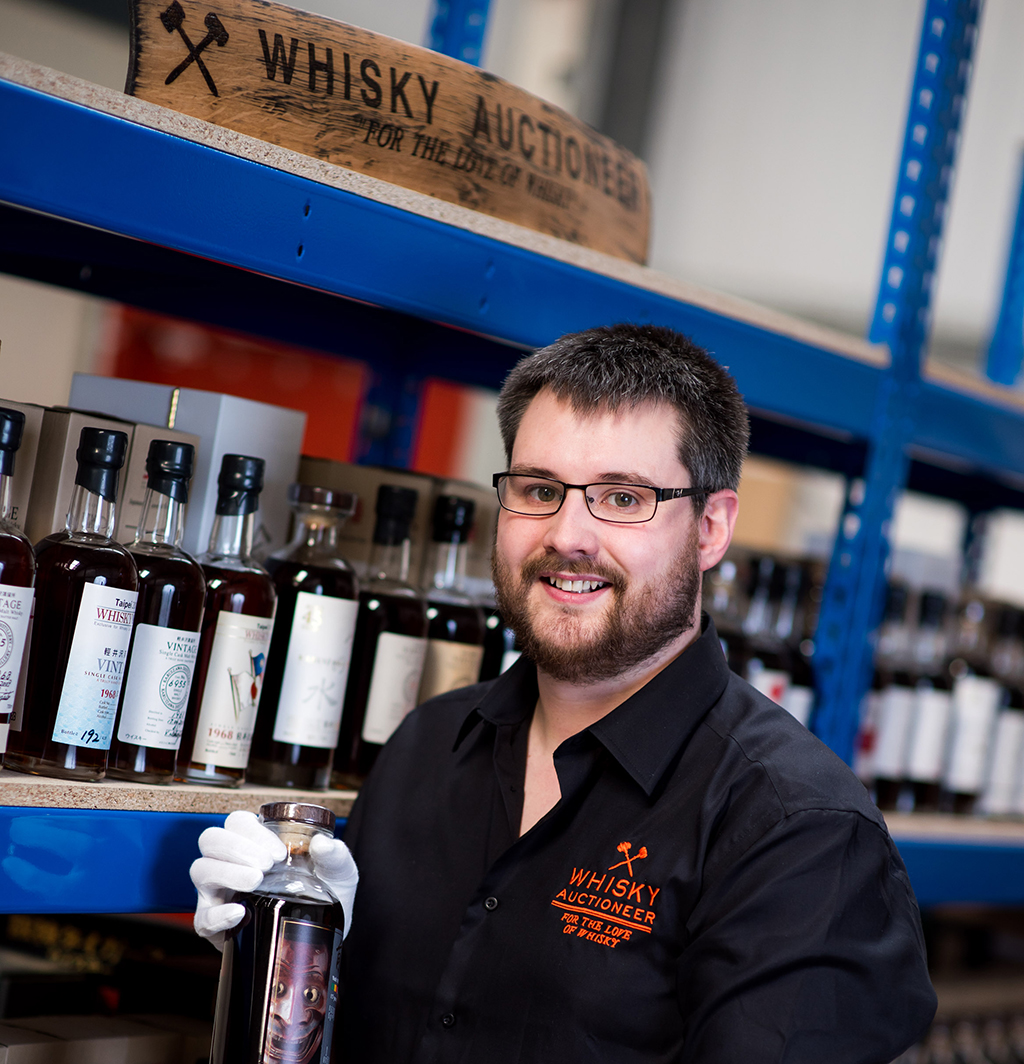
[698, 490, 739, 572]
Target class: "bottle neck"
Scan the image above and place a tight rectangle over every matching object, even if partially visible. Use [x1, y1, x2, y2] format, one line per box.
[369, 538, 411, 583]
[65, 483, 116, 538]
[134, 488, 187, 548]
[208, 511, 255, 559]
[258, 822, 336, 902]
[0, 473, 12, 524]
[291, 510, 344, 554]
[427, 540, 468, 593]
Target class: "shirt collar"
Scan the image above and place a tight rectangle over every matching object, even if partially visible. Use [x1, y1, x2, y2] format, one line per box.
[456, 616, 731, 796]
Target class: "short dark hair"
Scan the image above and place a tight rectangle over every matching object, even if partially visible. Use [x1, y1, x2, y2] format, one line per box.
[496, 323, 749, 506]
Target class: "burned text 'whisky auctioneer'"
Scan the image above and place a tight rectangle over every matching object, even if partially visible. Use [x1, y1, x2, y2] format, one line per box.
[127, 0, 651, 263]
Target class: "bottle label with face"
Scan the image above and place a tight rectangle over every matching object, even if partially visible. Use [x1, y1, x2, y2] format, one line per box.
[360, 632, 428, 746]
[51, 583, 139, 749]
[260, 918, 342, 1064]
[0, 585, 34, 746]
[117, 624, 202, 750]
[273, 592, 359, 749]
[417, 640, 485, 703]
[193, 611, 275, 768]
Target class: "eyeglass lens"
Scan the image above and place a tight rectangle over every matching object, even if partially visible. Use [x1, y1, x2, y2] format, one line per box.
[499, 475, 658, 522]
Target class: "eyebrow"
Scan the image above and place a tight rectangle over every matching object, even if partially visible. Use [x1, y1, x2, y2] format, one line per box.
[507, 467, 660, 487]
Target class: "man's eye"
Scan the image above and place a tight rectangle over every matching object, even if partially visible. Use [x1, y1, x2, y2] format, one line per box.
[526, 484, 559, 503]
[303, 986, 322, 1004]
[607, 491, 639, 509]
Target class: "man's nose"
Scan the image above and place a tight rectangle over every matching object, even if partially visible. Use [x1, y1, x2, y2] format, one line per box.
[541, 486, 601, 557]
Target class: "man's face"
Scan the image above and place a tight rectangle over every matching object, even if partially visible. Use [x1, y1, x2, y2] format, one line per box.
[493, 389, 705, 684]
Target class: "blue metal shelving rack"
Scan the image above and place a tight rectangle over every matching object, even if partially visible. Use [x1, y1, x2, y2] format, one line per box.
[4, 0, 1024, 911]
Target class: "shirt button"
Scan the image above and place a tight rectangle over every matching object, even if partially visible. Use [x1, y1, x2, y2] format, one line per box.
[484, 896, 499, 911]
[441, 1013, 456, 1028]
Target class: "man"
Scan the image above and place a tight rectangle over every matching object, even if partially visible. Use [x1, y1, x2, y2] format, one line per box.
[194, 324, 936, 1062]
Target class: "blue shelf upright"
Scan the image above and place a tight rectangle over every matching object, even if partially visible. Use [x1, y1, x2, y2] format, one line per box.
[812, 0, 982, 764]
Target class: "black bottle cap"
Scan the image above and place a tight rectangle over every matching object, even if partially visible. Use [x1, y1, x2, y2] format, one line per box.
[146, 440, 195, 504]
[373, 484, 418, 546]
[918, 591, 948, 629]
[884, 583, 909, 623]
[0, 407, 25, 478]
[995, 605, 1022, 639]
[288, 482, 358, 517]
[215, 454, 265, 516]
[259, 802, 335, 832]
[432, 495, 476, 543]
[75, 427, 129, 502]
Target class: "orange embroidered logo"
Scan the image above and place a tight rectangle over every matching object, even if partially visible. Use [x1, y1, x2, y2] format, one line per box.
[549, 841, 660, 951]
[608, 840, 647, 876]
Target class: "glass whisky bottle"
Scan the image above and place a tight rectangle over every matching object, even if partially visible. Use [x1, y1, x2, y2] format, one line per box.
[249, 484, 360, 790]
[211, 802, 344, 1064]
[332, 485, 427, 787]
[0, 408, 36, 757]
[176, 455, 276, 787]
[108, 441, 206, 783]
[6, 428, 139, 780]
[417, 494, 485, 702]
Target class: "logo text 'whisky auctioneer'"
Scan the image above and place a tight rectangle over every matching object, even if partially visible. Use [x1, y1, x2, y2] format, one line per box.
[127, 0, 650, 262]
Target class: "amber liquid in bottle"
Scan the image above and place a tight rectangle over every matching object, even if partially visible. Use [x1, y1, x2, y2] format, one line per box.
[249, 559, 358, 789]
[176, 457, 276, 787]
[333, 585, 427, 784]
[7, 435, 139, 782]
[108, 551, 206, 782]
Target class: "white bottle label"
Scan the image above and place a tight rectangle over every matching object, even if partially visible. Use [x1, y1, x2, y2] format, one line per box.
[944, 674, 1002, 794]
[272, 592, 359, 749]
[904, 686, 953, 783]
[871, 684, 916, 779]
[782, 684, 814, 728]
[51, 583, 139, 750]
[360, 631, 428, 746]
[0, 585, 34, 731]
[417, 640, 485, 703]
[192, 611, 275, 768]
[981, 709, 1024, 815]
[117, 623, 201, 750]
[8, 601, 33, 734]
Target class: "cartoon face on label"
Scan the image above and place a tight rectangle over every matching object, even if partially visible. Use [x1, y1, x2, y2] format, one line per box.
[263, 920, 332, 1064]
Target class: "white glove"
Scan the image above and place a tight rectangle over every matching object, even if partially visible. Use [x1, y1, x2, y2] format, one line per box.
[190, 810, 358, 949]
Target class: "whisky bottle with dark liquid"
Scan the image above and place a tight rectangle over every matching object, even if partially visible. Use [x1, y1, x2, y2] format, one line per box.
[249, 484, 360, 789]
[0, 409, 36, 757]
[176, 455, 276, 787]
[417, 495, 485, 702]
[108, 441, 206, 783]
[6, 428, 138, 780]
[332, 485, 427, 787]
[211, 802, 343, 1064]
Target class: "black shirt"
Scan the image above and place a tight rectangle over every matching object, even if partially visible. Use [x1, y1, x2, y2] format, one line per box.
[341, 617, 936, 1063]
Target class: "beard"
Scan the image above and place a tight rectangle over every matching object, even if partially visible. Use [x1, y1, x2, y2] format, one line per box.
[492, 531, 702, 685]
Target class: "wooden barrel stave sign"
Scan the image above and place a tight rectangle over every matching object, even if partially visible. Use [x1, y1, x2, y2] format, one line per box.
[127, 0, 651, 263]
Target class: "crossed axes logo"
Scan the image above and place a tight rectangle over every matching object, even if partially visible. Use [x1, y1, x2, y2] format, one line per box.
[608, 841, 648, 877]
[160, 1, 229, 97]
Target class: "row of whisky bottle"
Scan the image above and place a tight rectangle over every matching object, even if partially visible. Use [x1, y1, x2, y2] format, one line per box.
[860, 584, 1024, 816]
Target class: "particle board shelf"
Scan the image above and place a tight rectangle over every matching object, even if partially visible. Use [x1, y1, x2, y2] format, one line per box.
[0, 768, 356, 817]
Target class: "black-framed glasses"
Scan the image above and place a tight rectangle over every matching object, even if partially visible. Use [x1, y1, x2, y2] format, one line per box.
[492, 473, 708, 525]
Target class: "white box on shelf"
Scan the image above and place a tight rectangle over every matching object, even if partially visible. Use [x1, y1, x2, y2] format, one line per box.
[69, 376, 306, 558]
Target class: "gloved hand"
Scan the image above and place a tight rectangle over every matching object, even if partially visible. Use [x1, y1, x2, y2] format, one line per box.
[190, 810, 359, 949]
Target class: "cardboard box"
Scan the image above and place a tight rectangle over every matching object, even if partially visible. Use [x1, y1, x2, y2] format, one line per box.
[0, 1024, 61, 1064]
[126, 1014, 212, 1064]
[69, 376, 306, 558]
[297, 457, 435, 580]
[0, 400, 45, 534]
[22, 408, 132, 545]
[5, 1016, 179, 1063]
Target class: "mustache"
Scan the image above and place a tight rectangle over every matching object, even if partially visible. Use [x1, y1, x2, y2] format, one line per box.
[518, 553, 625, 590]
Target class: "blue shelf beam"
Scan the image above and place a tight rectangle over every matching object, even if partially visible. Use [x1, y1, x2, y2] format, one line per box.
[897, 838, 1024, 908]
[986, 148, 1024, 387]
[812, 0, 982, 764]
[425, 0, 491, 67]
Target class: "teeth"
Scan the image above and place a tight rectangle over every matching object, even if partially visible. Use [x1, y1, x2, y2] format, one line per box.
[548, 576, 606, 593]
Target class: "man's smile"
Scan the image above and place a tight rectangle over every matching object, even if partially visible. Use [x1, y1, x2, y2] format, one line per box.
[542, 575, 611, 595]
